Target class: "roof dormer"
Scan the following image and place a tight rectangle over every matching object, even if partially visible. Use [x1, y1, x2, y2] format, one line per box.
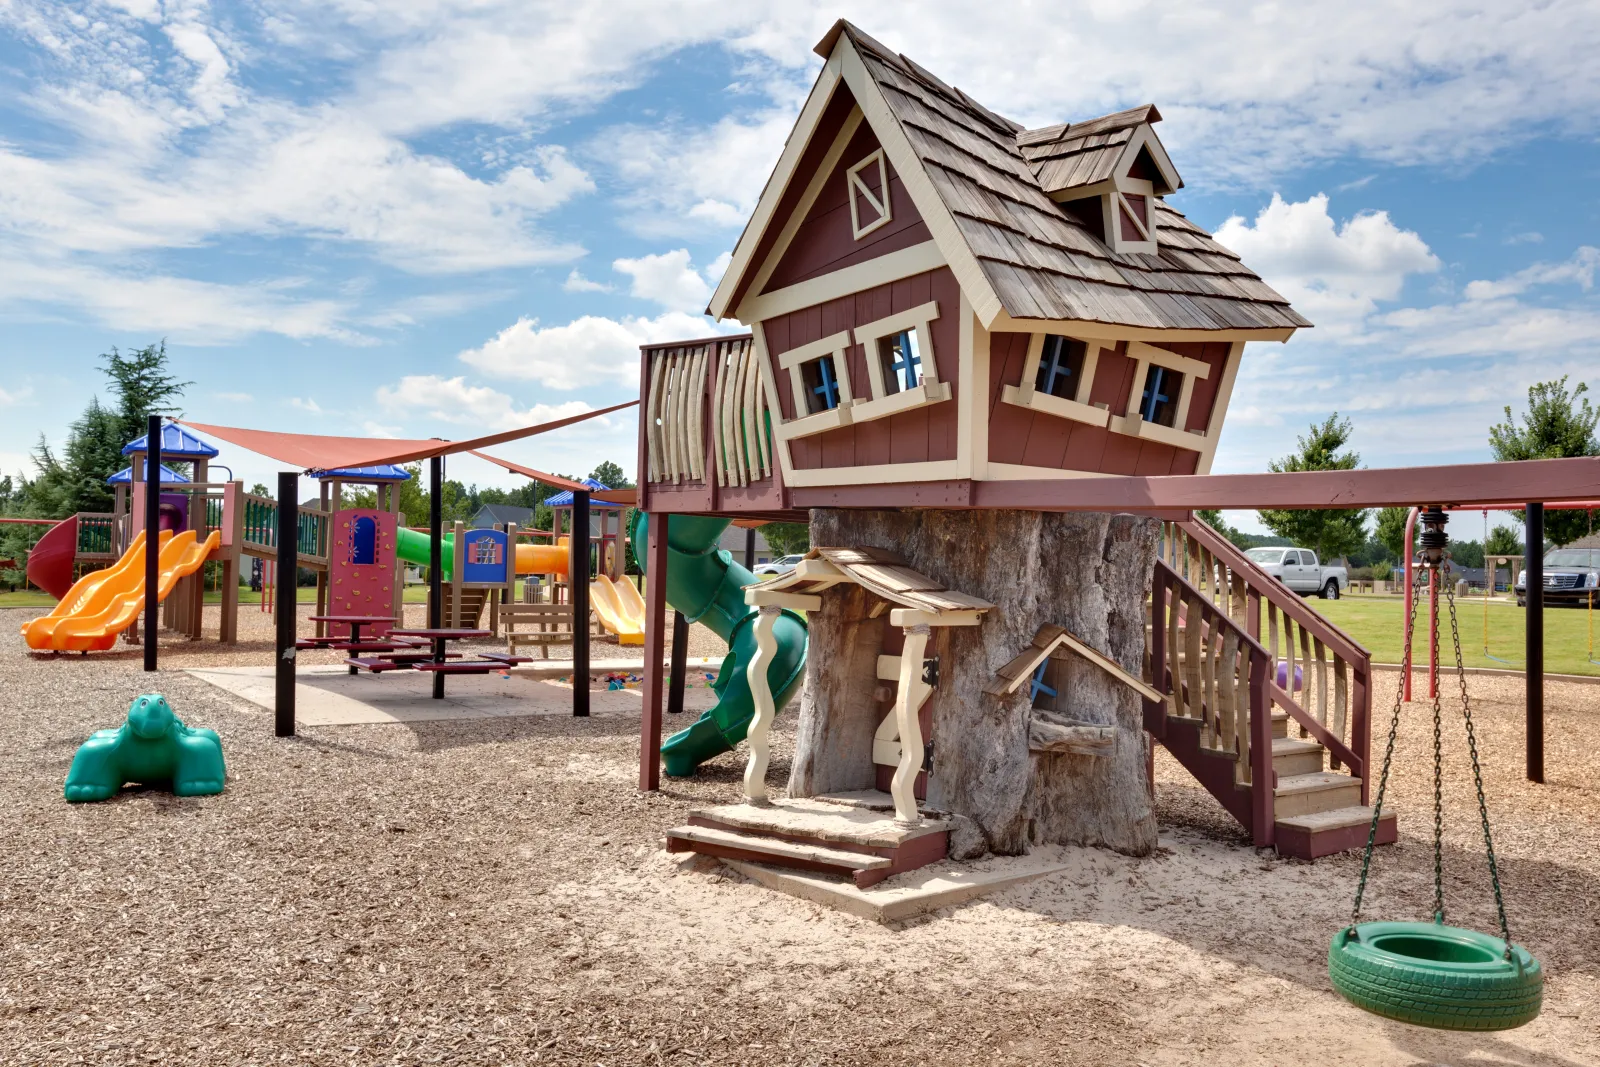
[1017, 105, 1182, 256]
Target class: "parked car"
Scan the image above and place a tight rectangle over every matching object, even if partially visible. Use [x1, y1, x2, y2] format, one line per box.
[1243, 547, 1348, 599]
[1514, 546, 1600, 607]
[751, 553, 805, 577]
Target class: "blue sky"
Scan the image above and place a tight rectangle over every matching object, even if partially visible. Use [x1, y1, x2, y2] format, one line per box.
[1, 1, 1597, 535]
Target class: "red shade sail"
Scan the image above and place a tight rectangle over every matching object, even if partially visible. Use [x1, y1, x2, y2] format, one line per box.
[467, 450, 591, 493]
[177, 400, 637, 473]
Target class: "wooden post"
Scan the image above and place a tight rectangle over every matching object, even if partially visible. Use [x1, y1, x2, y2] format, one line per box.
[639, 515, 669, 791]
[1248, 647, 1274, 847]
[450, 520, 465, 630]
[667, 610, 688, 716]
[571, 490, 591, 718]
[274, 470, 297, 737]
[742, 604, 782, 804]
[743, 526, 756, 570]
[429, 456, 444, 701]
[143, 416, 161, 672]
[1526, 502, 1544, 783]
[889, 623, 932, 825]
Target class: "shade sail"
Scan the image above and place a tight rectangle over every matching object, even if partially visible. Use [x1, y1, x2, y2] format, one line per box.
[467, 450, 591, 493]
[177, 400, 637, 473]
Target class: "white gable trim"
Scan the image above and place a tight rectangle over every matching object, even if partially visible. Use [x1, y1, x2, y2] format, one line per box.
[707, 50, 846, 321]
[1115, 124, 1182, 196]
[835, 37, 1007, 329]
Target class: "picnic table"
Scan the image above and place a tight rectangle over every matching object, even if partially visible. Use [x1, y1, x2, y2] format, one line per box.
[386, 627, 498, 698]
[310, 615, 403, 674]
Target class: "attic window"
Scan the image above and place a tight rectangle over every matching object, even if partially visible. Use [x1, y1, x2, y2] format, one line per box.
[1138, 365, 1180, 427]
[801, 355, 844, 413]
[847, 150, 892, 240]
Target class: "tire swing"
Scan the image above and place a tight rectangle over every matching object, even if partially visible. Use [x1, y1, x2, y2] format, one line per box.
[1330, 507, 1543, 1031]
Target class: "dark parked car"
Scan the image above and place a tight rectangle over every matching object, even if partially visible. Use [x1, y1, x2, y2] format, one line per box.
[1515, 547, 1600, 607]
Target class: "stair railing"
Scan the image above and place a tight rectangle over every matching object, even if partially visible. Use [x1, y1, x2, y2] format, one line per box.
[1159, 520, 1371, 801]
[1149, 559, 1275, 846]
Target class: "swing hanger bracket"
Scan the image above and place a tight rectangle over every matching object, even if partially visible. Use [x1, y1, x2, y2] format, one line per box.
[1418, 505, 1450, 569]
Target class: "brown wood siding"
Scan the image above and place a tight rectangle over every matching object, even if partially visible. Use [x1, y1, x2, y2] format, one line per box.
[764, 268, 961, 472]
[763, 121, 932, 293]
[725, 83, 859, 315]
[987, 333, 1202, 475]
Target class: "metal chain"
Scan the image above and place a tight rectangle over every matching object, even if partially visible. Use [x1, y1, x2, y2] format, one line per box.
[1351, 565, 1423, 929]
[1444, 578, 1515, 956]
[1432, 573, 1447, 924]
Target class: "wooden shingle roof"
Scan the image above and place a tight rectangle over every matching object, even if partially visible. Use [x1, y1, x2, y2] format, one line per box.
[755, 546, 994, 619]
[835, 23, 1311, 334]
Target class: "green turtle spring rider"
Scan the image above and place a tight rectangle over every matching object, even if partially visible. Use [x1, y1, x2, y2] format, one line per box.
[1330, 507, 1543, 1031]
[64, 694, 226, 803]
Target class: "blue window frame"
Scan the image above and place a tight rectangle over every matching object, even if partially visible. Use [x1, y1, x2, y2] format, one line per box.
[1139, 364, 1181, 427]
[1034, 335, 1086, 400]
[1029, 659, 1058, 707]
[877, 329, 922, 395]
[800, 355, 842, 414]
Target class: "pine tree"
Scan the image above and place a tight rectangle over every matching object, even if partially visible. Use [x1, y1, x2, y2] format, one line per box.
[1488, 377, 1599, 546]
[100, 341, 192, 446]
[1256, 414, 1371, 562]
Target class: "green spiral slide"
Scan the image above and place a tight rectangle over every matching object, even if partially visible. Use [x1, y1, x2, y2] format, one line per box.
[632, 513, 809, 777]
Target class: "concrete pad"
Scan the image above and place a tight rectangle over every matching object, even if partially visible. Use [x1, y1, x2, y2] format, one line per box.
[511, 656, 722, 680]
[721, 854, 1072, 923]
[186, 665, 714, 726]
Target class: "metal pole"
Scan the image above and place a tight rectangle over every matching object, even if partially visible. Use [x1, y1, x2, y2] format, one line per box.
[571, 489, 591, 717]
[429, 455, 444, 700]
[743, 526, 756, 570]
[143, 415, 161, 672]
[639, 515, 669, 791]
[274, 470, 297, 737]
[667, 610, 688, 716]
[1526, 502, 1544, 783]
[1402, 505, 1418, 701]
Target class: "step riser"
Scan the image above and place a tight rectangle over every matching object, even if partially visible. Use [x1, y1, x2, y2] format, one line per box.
[1274, 782, 1362, 819]
[1276, 814, 1398, 860]
[1274, 750, 1324, 777]
[687, 814, 889, 858]
[667, 836, 867, 881]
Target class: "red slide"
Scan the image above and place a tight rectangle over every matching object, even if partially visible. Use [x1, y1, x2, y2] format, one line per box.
[25, 516, 77, 600]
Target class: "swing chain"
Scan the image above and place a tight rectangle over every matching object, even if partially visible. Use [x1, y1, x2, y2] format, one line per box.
[1351, 567, 1422, 930]
[1444, 578, 1515, 957]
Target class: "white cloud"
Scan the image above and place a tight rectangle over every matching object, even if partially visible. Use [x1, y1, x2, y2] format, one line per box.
[1215, 193, 1440, 335]
[457, 310, 730, 389]
[612, 248, 715, 312]
[0, 386, 33, 406]
[373, 375, 597, 432]
[563, 269, 613, 293]
[290, 397, 324, 414]
[1463, 247, 1599, 302]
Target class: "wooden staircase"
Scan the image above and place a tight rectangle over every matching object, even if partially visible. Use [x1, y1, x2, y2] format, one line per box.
[1147, 521, 1396, 861]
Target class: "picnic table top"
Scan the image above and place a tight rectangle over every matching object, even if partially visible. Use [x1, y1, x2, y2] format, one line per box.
[310, 615, 398, 624]
[388, 628, 492, 639]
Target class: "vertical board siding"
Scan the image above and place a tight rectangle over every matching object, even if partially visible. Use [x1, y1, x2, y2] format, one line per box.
[762, 267, 963, 472]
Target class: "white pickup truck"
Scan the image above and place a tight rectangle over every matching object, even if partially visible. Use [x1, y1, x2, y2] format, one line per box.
[1244, 547, 1348, 599]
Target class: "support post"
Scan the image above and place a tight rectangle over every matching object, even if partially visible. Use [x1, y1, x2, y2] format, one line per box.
[274, 470, 297, 737]
[429, 455, 443, 700]
[639, 515, 669, 792]
[1526, 502, 1544, 783]
[890, 624, 932, 825]
[743, 526, 756, 570]
[742, 604, 782, 804]
[570, 489, 591, 717]
[1403, 505, 1418, 702]
[667, 610, 688, 716]
[143, 415, 161, 671]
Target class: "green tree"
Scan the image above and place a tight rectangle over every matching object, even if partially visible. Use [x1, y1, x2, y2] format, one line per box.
[588, 460, 633, 489]
[761, 522, 811, 558]
[1488, 377, 1600, 545]
[1256, 414, 1370, 562]
[1485, 524, 1523, 558]
[1374, 506, 1414, 561]
[1195, 509, 1253, 550]
[100, 341, 192, 446]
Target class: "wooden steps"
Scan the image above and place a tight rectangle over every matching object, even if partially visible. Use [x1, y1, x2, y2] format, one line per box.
[665, 792, 950, 888]
[1275, 805, 1398, 860]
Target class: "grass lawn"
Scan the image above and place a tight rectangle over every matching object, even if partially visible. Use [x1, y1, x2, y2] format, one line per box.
[1311, 593, 1600, 677]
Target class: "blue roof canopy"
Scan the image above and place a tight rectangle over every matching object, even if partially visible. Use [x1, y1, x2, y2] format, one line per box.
[122, 421, 220, 458]
[107, 464, 191, 485]
[545, 478, 617, 508]
[315, 464, 413, 481]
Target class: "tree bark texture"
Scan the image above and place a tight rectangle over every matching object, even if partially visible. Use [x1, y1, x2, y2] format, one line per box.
[790, 508, 1159, 857]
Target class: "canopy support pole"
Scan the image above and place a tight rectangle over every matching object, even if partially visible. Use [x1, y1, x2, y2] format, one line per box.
[274, 470, 297, 736]
[430, 455, 444, 700]
[571, 489, 591, 717]
[143, 414, 161, 672]
[1526, 502, 1544, 783]
[639, 516, 668, 792]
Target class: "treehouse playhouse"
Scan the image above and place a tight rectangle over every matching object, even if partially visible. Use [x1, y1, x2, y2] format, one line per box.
[644, 21, 1390, 879]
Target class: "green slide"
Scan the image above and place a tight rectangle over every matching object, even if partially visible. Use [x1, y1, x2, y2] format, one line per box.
[395, 527, 454, 580]
[633, 513, 809, 777]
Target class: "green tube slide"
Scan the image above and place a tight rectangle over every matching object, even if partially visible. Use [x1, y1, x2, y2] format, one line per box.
[632, 513, 809, 778]
[395, 527, 455, 581]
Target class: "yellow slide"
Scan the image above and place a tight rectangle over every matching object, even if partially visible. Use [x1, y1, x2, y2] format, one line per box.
[22, 529, 221, 652]
[590, 574, 646, 645]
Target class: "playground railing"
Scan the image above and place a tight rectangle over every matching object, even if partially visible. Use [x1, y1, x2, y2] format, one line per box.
[1159, 519, 1371, 800]
[76, 513, 119, 560]
[1149, 559, 1275, 842]
[238, 493, 330, 565]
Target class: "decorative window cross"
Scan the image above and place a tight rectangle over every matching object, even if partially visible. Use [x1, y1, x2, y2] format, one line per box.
[882, 329, 920, 393]
[847, 150, 892, 240]
[812, 358, 841, 410]
[1141, 365, 1177, 425]
[1029, 660, 1057, 704]
[1035, 335, 1085, 400]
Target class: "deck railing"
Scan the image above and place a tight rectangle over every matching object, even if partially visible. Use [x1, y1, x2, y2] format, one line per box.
[643, 335, 775, 491]
[1158, 519, 1371, 798]
[75, 513, 119, 558]
[238, 493, 330, 564]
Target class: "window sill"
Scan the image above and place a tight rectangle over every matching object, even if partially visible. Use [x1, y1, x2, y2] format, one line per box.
[1000, 384, 1109, 429]
[849, 380, 952, 425]
[777, 403, 853, 441]
[1108, 413, 1206, 452]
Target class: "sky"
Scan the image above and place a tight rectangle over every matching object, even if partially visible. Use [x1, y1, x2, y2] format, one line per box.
[1, 1, 1597, 535]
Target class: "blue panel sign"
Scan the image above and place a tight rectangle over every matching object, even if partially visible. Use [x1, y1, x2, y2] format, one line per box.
[460, 529, 509, 584]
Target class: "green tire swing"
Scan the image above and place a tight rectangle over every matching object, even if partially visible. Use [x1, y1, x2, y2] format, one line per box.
[1330, 507, 1543, 1032]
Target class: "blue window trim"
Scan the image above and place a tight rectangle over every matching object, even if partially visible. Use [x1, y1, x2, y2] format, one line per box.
[1141, 366, 1175, 424]
[887, 330, 921, 392]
